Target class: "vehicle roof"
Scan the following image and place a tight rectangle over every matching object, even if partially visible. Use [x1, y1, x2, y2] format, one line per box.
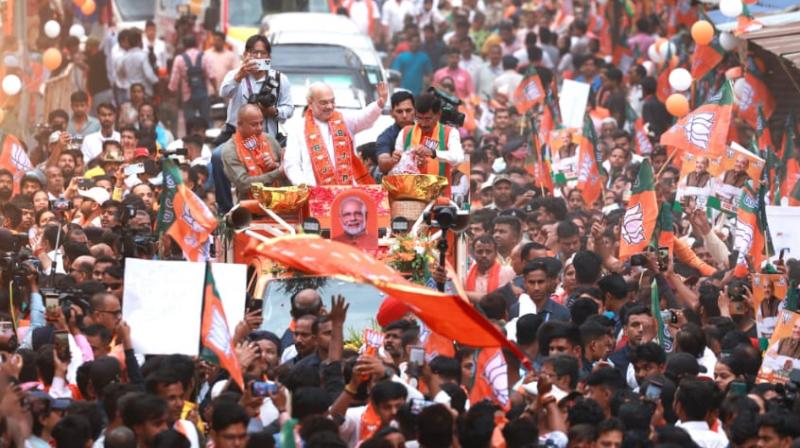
[271, 44, 365, 70]
[270, 30, 374, 51]
[262, 12, 360, 35]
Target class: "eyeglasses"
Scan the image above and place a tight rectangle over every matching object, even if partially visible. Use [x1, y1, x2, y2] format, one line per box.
[248, 50, 269, 57]
[97, 309, 122, 317]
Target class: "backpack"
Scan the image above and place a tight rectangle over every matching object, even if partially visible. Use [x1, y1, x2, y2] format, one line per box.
[182, 51, 207, 102]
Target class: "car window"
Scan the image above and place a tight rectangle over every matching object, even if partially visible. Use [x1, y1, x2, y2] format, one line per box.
[260, 276, 386, 336]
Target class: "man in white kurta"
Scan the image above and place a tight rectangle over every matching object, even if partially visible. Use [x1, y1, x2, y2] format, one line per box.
[284, 82, 388, 186]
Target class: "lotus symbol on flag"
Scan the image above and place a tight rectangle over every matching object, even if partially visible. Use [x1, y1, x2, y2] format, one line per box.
[622, 203, 646, 245]
[683, 112, 715, 150]
[737, 80, 754, 110]
[208, 308, 232, 355]
[525, 81, 542, 101]
[181, 202, 206, 233]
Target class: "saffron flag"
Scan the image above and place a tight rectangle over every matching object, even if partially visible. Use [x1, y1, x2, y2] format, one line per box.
[201, 263, 244, 390]
[0, 134, 32, 193]
[691, 42, 724, 80]
[737, 73, 775, 129]
[524, 113, 554, 192]
[619, 159, 658, 260]
[735, 4, 763, 36]
[512, 68, 545, 114]
[156, 159, 217, 261]
[778, 112, 798, 204]
[733, 182, 765, 277]
[626, 104, 654, 155]
[252, 235, 530, 365]
[660, 81, 734, 159]
[575, 132, 603, 207]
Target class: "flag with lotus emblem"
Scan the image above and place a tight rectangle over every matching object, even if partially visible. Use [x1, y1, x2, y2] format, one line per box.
[619, 159, 658, 260]
[201, 263, 244, 390]
[733, 181, 765, 277]
[660, 81, 733, 159]
[512, 67, 545, 114]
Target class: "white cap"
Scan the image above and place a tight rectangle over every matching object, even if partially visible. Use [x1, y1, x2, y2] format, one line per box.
[78, 186, 110, 205]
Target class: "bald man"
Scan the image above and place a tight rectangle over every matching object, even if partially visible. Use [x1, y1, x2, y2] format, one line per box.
[221, 104, 284, 199]
[283, 82, 388, 186]
[686, 156, 711, 188]
[720, 154, 750, 188]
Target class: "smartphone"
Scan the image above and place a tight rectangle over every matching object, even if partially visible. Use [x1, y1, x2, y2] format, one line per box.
[124, 163, 145, 176]
[77, 178, 94, 190]
[250, 381, 278, 397]
[45, 294, 59, 317]
[410, 398, 435, 414]
[253, 59, 271, 71]
[53, 330, 70, 361]
[644, 382, 662, 400]
[0, 321, 13, 336]
[730, 381, 747, 396]
[657, 246, 669, 272]
[409, 346, 425, 366]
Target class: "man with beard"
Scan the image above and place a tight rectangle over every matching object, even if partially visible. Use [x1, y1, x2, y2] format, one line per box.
[80, 103, 120, 163]
[609, 305, 652, 389]
[73, 187, 110, 227]
[4, 195, 35, 233]
[759, 279, 782, 319]
[0, 169, 14, 205]
[100, 200, 122, 229]
[57, 151, 78, 184]
[333, 196, 376, 248]
[382, 320, 414, 367]
[20, 171, 45, 196]
[720, 154, 750, 188]
[465, 235, 515, 302]
[685, 156, 711, 188]
[66, 91, 100, 139]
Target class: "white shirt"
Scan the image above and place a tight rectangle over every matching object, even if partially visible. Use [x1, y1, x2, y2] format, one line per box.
[348, 0, 380, 35]
[675, 421, 729, 448]
[493, 69, 524, 97]
[143, 36, 169, 70]
[284, 102, 383, 186]
[381, 0, 416, 35]
[81, 130, 121, 162]
[392, 125, 465, 168]
[698, 346, 717, 379]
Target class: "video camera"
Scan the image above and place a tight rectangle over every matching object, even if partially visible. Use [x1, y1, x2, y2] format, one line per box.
[428, 87, 465, 128]
[40, 287, 91, 321]
[423, 204, 469, 233]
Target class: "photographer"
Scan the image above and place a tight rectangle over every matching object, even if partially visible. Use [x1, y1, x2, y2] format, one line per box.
[391, 93, 464, 194]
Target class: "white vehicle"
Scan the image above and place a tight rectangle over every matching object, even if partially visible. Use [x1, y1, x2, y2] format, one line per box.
[113, 0, 155, 30]
[263, 13, 387, 86]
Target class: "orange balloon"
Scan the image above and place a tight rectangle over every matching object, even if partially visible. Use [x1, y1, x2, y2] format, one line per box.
[73, 0, 85, 6]
[666, 93, 689, 117]
[81, 0, 96, 15]
[43, 47, 62, 70]
[691, 20, 714, 46]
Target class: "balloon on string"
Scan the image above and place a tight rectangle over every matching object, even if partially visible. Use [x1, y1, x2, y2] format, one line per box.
[647, 43, 662, 63]
[2, 75, 22, 96]
[669, 68, 692, 92]
[720, 0, 743, 18]
[733, 78, 751, 103]
[658, 40, 677, 61]
[720, 32, 739, 51]
[691, 20, 714, 46]
[44, 20, 61, 39]
[69, 24, 86, 38]
[666, 93, 690, 117]
[81, 0, 96, 15]
[43, 48, 63, 70]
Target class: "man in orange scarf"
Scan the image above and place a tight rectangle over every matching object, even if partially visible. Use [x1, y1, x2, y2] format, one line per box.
[220, 104, 284, 199]
[466, 234, 515, 303]
[284, 82, 388, 186]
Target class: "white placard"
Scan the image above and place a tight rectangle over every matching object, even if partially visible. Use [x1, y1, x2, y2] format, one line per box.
[558, 79, 591, 129]
[122, 259, 247, 355]
[766, 206, 800, 259]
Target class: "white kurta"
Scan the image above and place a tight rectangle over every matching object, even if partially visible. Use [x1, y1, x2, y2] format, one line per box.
[284, 102, 382, 186]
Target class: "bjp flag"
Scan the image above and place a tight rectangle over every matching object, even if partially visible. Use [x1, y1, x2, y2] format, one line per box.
[626, 104, 654, 156]
[735, 4, 763, 36]
[0, 133, 32, 193]
[660, 81, 734, 159]
[156, 160, 217, 261]
[733, 182, 765, 277]
[200, 263, 244, 390]
[691, 43, 724, 80]
[575, 134, 603, 207]
[619, 159, 658, 260]
[512, 68, 545, 115]
[737, 72, 775, 129]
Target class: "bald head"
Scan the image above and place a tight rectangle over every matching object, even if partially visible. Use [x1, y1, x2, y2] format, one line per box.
[236, 104, 265, 139]
[307, 82, 336, 122]
[105, 426, 136, 448]
[291, 288, 322, 318]
[90, 243, 114, 258]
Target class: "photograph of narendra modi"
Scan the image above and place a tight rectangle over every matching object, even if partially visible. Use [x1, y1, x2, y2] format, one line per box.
[331, 193, 378, 250]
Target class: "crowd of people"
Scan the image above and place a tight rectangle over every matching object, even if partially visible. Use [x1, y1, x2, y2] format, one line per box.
[0, 0, 800, 447]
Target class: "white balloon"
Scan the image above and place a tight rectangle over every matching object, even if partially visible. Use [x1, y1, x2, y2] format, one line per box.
[720, 0, 743, 18]
[669, 68, 692, 91]
[733, 78, 750, 100]
[2, 75, 22, 96]
[659, 41, 677, 61]
[647, 43, 662, 63]
[69, 24, 85, 38]
[2, 54, 19, 68]
[44, 20, 61, 39]
[642, 61, 656, 77]
[720, 32, 739, 51]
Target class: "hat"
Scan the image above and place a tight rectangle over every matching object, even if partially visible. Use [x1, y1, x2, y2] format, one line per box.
[78, 187, 111, 205]
[665, 352, 702, 379]
[133, 147, 150, 159]
[502, 138, 527, 159]
[48, 131, 61, 144]
[22, 169, 46, 186]
[499, 208, 525, 219]
[492, 174, 512, 186]
[100, 148, 124, 163]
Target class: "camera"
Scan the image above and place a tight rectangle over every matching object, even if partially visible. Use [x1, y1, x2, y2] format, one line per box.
[67, 135, 83, 152]
[248, 75, 280, 110]
[423, 205, 469, 232]
[428, 87, 465, 127]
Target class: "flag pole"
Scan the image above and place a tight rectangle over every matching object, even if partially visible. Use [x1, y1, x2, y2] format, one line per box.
[199, 261, 210, 357]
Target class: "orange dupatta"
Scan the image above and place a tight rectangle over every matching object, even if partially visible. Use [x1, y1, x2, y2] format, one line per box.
[359, 403, 382, 442]
[304, 108, 374, 185]
[233, 132, 272, 177]
[465, 262, 501, 293]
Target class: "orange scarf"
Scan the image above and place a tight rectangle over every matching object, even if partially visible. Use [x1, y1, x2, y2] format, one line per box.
[403, 123, 452, 195]
[304, 109, 355, 186]
[234, 132, 271, 177]
[359, 403, 382, 442]
[466, 262, 501, 293]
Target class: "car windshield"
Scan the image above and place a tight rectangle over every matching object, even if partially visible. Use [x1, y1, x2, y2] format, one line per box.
[116, 0, 155, 21]
[260, 276, 385, 336]
[229, 0, 266, 26]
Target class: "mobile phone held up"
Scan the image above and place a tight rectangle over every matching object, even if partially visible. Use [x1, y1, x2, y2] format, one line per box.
[251, 381, 278, 397]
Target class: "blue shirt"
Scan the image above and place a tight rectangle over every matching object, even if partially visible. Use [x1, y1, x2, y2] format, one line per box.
[375, 123, 402, 157]
[391, 51, 433, 96]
